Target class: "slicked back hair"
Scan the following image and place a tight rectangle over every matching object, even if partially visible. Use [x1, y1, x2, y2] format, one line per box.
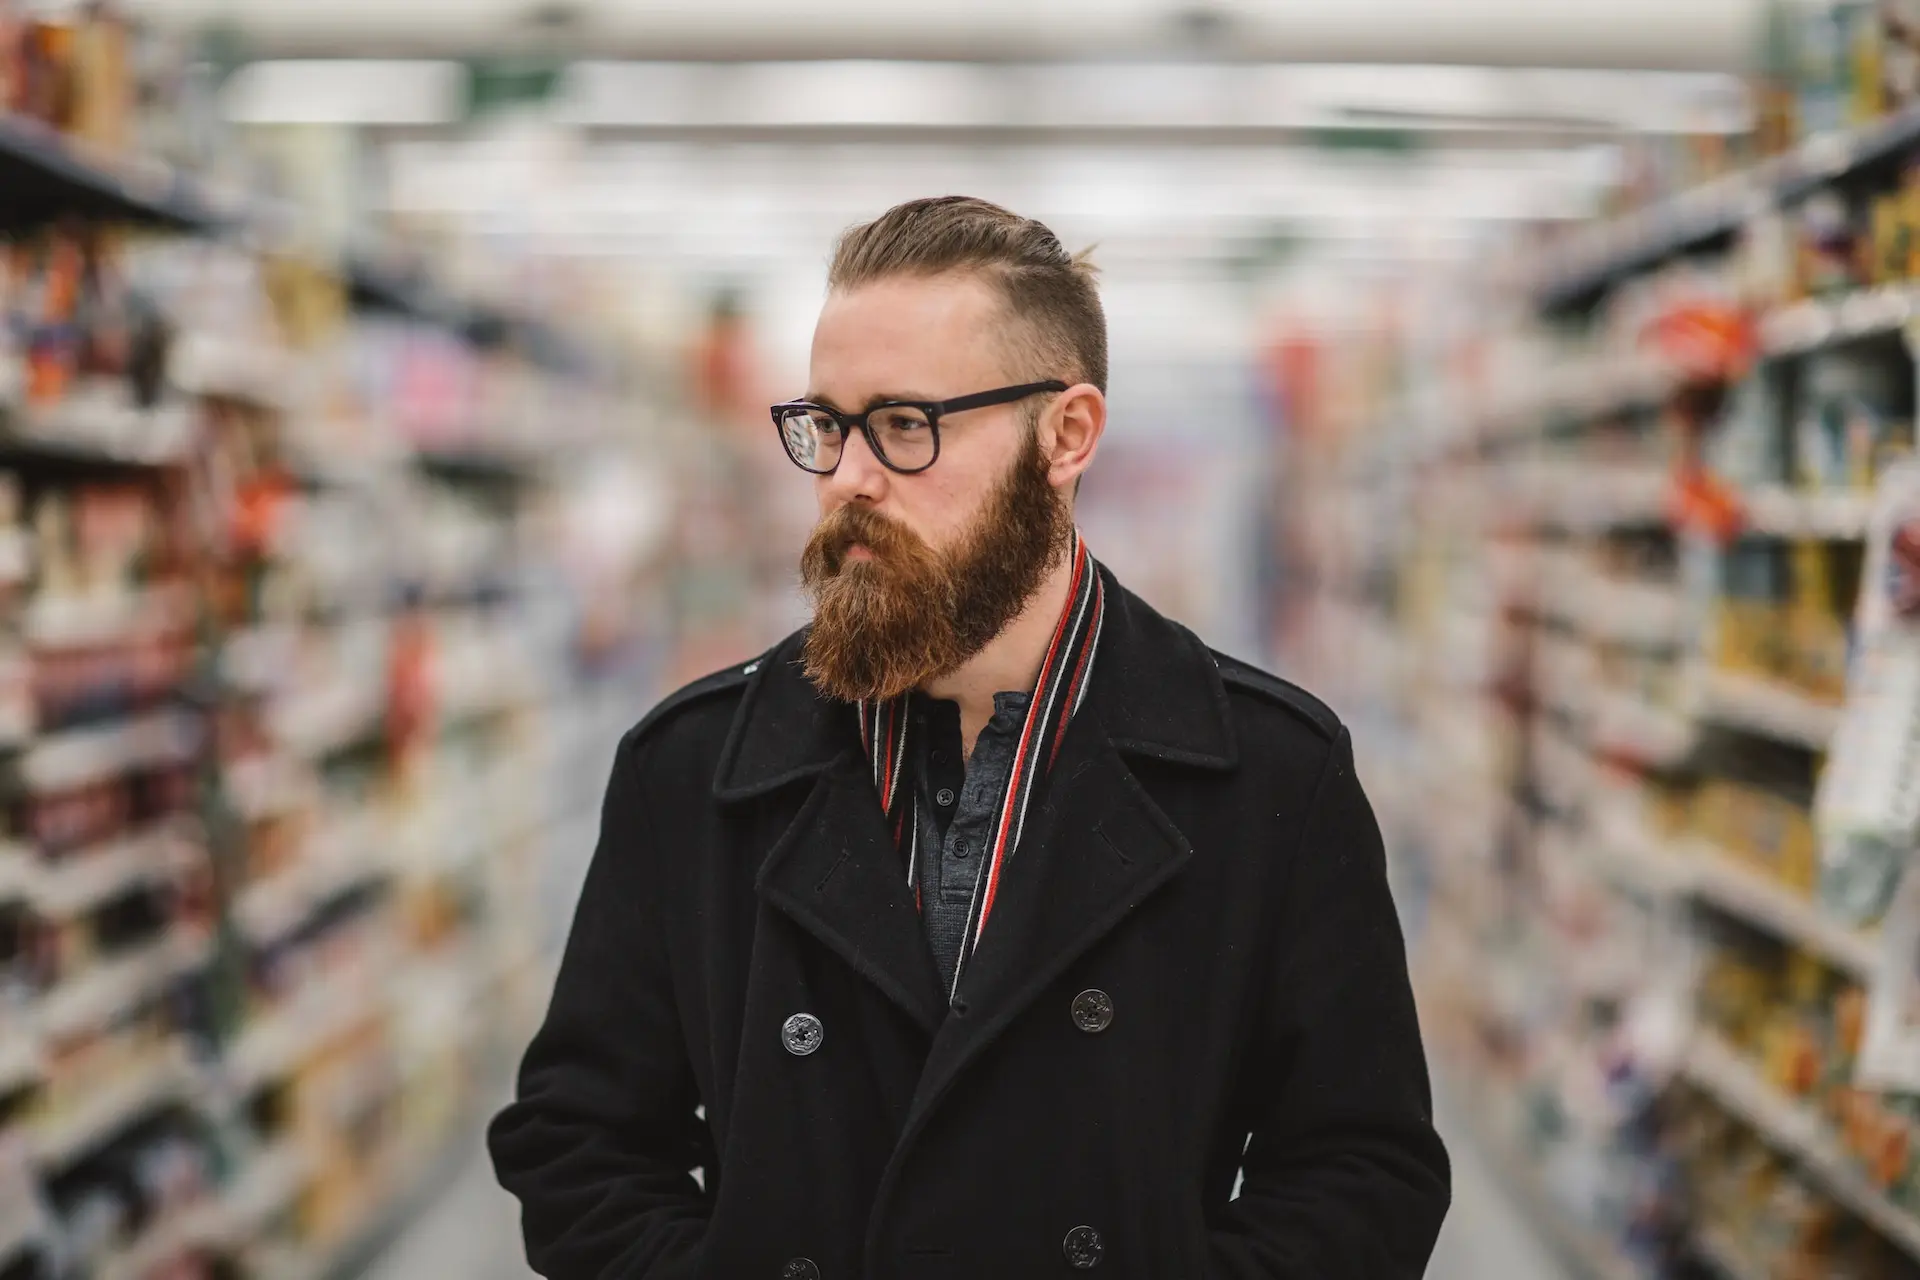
[827, 196, 1107, 393]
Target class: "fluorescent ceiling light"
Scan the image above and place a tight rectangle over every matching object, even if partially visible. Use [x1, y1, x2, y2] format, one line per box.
[222, 60, 468, 125]
[557, 60, 1750, 136]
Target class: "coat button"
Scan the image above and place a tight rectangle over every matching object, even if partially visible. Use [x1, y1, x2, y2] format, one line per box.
[1071, 989, 1113, 1033]
[1063, 1225, 1104, 1268]
[782, 1012, 824, 1056]
[780, 1259, 820, 1280]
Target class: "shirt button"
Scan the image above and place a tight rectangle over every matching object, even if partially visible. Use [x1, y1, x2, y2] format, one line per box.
[1071, 989, 1114, 1033]
[952, 839, 969, 860]
[781, 1259, 821, 1280]
[936, 787, 956, 807]
[1063, 1225, 1104, 1268]
[782, 1013, 824, 1056]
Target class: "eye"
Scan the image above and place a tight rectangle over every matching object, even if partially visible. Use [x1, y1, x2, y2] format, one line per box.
[874, 407, 931, 433]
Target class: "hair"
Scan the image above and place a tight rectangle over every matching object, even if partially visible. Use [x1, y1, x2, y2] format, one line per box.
[827, 196, 1108, 393]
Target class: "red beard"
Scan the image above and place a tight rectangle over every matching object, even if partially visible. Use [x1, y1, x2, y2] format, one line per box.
[800, 430, 1073, 703]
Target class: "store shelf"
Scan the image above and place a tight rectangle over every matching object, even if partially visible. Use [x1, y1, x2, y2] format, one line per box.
[1588, 816, 1694, 899]
[35, 924, 212, 1039]
[1739, 486, 1877, 540]
[1534, 102, 1920, 315]
[1697, 669, 1844, 751]
[346, 255, 465, 327]
[1588, 688, 1698, 770]
[23, 582, 196, 650]
[1483, 355, 1682, 442]
[1775, 101, 1920, 203]
[413, 443, 544, 488]
[233, 841, 390, 945]
[20, 707, 205, 794]
[1534, 170, 1760, 316]
[169, 332, 299, 411]
[1576, 576, 1692, 649]
[1684, 840, 1880, 977]
[0, 1033, 43, 1098]
[0, 528, 33, 585]
[1690, 1225, 1768, 1280]
[0, 112, 226, 232]
[28, 1047, 192, 1170]
[95, 1140, 313, 1280]
[270, 680, 386, 760]
[1683, 1031, 1920, 1262]
[25, 822, 202, 919]
[1761, 284, 1920, 358]
[0, 841, 37, 901]
[1592, 813, 1879, 977]
[1, 394, 197, 474]
[224, 980, 387, 1094]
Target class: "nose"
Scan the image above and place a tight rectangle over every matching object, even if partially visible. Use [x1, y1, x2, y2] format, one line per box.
[820, 424, 890, 506]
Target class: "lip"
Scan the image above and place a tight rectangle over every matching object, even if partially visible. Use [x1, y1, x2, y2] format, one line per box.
[845, 544, 875, 562]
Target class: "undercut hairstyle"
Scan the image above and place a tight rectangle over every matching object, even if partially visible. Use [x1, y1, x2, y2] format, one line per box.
[827, 196, 1108, 393]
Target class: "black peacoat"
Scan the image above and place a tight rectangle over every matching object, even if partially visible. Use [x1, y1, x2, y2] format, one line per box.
[489, 568, 1450, 1279]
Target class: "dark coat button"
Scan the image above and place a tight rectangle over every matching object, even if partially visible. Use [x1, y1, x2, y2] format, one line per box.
[1063, 1225, 1104, 1268]
[936, 787, 956, 807]
[781, 1259, 821, 1280]
[782, 1013, 824, 1056]
[1071, 989, 1113, 1033]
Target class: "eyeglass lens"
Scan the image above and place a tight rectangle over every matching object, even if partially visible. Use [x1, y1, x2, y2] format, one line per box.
[780, 405, 936, 473]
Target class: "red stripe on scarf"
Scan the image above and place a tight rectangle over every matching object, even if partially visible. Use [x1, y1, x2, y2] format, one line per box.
[976, 541, 1088, 937]
[1051, 573, 1101, 768]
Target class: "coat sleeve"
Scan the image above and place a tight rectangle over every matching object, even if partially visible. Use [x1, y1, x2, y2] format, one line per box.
[1206, 725, 1451, 1279]
[488, 728, 711, 1280]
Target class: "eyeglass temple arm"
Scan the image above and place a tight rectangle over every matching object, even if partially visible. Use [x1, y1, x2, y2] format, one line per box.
[928, 380, 1070, 417]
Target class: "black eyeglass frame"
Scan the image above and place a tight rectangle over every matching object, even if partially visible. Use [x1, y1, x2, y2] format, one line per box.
[770, 379, 1069, 475]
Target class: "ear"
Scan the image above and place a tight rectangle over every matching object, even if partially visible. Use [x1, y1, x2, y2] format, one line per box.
[1043, 383, 1105, 491]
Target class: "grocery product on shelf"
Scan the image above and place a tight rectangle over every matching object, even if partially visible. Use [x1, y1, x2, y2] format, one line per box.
[0, 20, 663, 1274]
[1269, 41, 1920, 1275]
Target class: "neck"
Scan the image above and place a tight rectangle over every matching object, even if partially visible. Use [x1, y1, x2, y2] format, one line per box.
[923, 546, 1077, 761]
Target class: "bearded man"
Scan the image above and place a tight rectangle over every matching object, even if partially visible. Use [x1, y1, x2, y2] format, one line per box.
[489, 196, 1450, 1280]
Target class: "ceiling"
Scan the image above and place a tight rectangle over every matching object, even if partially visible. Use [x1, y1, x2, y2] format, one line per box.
[129, 0, 1763, 71]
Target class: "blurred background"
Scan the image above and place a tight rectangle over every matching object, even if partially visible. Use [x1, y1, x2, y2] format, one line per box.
[7, 1, 1920, 1278]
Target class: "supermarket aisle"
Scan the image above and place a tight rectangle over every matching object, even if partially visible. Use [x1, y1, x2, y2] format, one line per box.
[360, 1119, 535, 1280]
[1425, 1100, 1575, 1280]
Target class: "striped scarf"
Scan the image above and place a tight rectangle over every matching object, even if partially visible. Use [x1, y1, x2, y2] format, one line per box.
[856, 532, 1107, 1000]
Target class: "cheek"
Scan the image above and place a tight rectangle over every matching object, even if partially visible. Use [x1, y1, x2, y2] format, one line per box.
[902, 474, 981, 550]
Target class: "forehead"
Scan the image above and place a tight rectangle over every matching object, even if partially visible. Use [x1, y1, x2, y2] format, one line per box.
[809, 272, 1012, 397]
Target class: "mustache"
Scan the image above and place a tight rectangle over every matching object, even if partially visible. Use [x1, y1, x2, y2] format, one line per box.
[808, 504, 928, 571]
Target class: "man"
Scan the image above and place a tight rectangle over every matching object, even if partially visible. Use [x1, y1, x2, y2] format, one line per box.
[489, 196, 1450, 1279]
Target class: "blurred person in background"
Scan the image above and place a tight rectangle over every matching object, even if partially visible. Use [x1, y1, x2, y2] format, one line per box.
[488, 197, 1450, 1279]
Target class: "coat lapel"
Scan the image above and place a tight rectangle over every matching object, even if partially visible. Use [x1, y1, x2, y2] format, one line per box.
[752, 760, 948, 1034]
[717, 633, 947, 1035]
[903, 708, 1196, 1119]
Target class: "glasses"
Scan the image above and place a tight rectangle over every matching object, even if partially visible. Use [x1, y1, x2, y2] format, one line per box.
[771, 380, 1068, 475]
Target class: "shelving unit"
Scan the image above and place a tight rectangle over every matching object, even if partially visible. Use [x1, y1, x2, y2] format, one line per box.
[1532, 98, 1920, 315]
[0, 112, 230, 232]
[1273, 34, 1920, 1276]
[1682, 1032, 1920, 1259]
[0, 17, 654, 1277]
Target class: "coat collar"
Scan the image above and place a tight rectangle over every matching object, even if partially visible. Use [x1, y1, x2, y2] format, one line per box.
[711, 564, 1237, 804]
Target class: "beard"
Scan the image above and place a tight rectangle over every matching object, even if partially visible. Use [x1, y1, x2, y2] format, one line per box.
[800, 428, 1074, 704]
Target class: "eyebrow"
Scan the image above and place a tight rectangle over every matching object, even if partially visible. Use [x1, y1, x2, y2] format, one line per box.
[801, 390, 939, 411]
